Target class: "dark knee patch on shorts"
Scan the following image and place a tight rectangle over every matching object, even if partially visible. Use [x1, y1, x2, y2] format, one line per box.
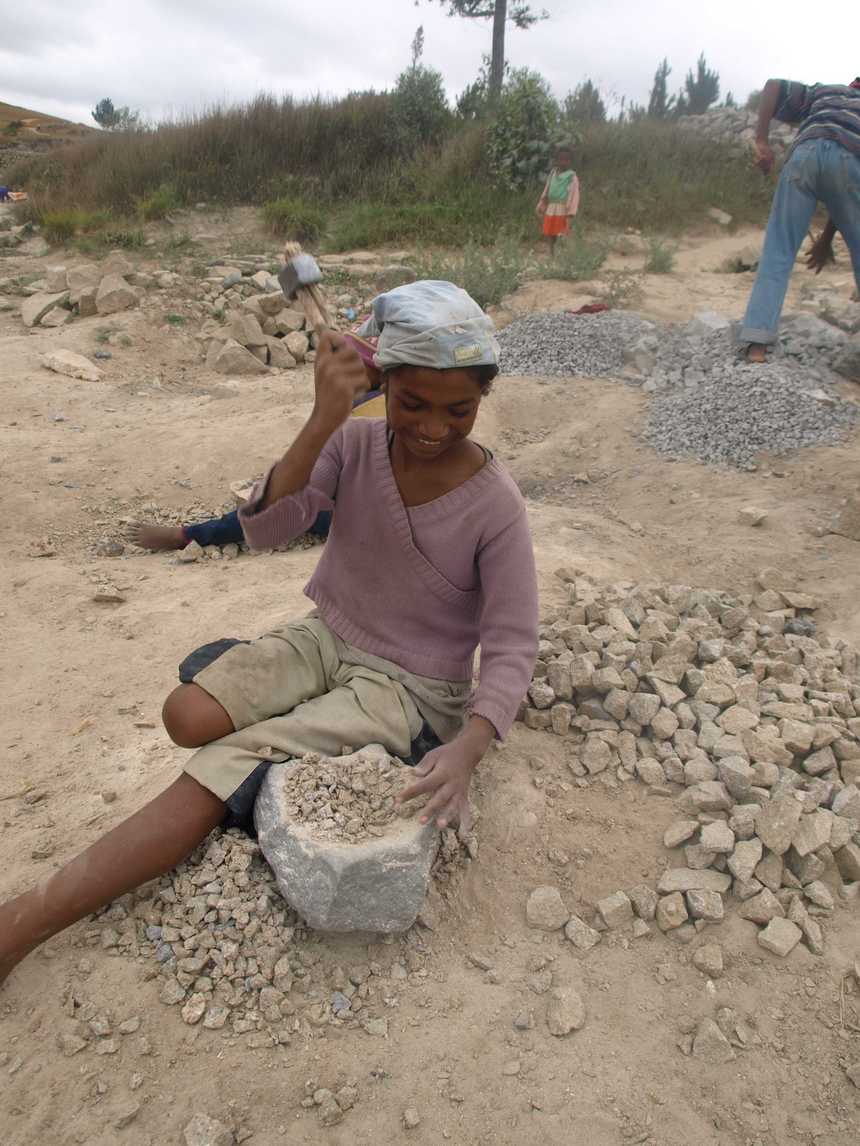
[222, 722, 444, 837]
[178, 638, 250, 684]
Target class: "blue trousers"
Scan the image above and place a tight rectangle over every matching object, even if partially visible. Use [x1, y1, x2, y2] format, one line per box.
[184, 508, 332, 547]
[741, 139, 860, 345]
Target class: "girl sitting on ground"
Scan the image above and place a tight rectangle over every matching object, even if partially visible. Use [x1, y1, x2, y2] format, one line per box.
[0, 279, 539, 986]
[536, 145, 581, 253]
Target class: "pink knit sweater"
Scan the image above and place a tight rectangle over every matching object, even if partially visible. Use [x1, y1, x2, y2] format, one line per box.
[239, 418, 538, 738]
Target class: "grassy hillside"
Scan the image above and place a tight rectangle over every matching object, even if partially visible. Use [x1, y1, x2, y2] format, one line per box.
[4, 92, 774, 251]
[0, 101, 93, 142]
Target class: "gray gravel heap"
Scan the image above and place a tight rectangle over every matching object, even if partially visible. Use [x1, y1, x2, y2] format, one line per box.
[498, 311, 655, 377]
[88, 821, 467, 1043]
[519, 568, 860, 958]
[640, 317, 857, 468]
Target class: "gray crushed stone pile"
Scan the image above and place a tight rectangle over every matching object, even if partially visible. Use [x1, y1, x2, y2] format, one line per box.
[497, 311, 655, 377]
[638, 317, 858, 469]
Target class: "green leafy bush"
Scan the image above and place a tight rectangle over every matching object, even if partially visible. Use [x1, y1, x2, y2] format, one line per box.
[410, 239, 526, 309]
[542, 231, 610, 281]
[137, 184, 179, 220]
[644, 236, 677, 273]
[261, 197, 325, 242]
[392, 64, 451, 152]
[489, 69, 561, 191]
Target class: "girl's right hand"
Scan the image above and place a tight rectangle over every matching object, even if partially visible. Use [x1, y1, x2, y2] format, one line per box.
[312, 331, 369, 430]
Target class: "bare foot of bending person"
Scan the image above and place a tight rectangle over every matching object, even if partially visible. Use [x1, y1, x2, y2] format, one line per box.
[746, 343, 768, 364]
[126, 522, 187, 551]
[1, 684, 234, 986]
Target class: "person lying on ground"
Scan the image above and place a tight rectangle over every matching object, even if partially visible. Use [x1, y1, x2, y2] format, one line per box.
[536, 145, 580, 254]
[0, 279, 539, 987]
[742, 75, 860, 363]
[126, 330, 382, 552]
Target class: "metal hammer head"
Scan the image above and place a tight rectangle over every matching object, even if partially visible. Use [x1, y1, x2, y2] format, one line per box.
[278, 252, 322, 300]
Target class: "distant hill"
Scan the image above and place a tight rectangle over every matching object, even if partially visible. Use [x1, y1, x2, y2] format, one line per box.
[0, 100, 94, 143]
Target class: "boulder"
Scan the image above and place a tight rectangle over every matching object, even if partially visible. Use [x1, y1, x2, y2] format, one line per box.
[266, 337, 297, 370]
[45, 265, 68, 292]
[77, 286, 98, 317]
[96, 274, 139, 315]
[40, 307, 73, 327]
[103, 251, 134, 277]
[21, 291, 70, 327]
[41, 349, 102, 382]
[213, 338, 269, 376]
[284, 331, 309, 363]
[275, 309, 306, 334]
[254, 751, 439, 932]
[229, 313, 266, 348]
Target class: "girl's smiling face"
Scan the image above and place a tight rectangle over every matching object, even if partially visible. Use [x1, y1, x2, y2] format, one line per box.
[383, 366, 489, 460]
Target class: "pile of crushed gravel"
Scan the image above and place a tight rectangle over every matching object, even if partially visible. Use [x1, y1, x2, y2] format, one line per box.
[281, 750, 411, 842]
[88, 823, 468, 1043]
[497, 311, 655, 377]
[639, 318, 858, 468]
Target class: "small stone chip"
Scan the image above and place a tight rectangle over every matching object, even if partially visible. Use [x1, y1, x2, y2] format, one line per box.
[757, 917, 802, 957]
[403, 1108, 422, 1129]
[545, 987, 586, 1036]
[526, 885, 569, 930]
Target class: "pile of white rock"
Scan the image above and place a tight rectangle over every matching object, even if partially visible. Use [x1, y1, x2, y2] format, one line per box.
[519, 567, 860, 957]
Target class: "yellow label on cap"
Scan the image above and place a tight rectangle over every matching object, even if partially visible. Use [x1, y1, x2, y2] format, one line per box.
[454, 343, 482, 362]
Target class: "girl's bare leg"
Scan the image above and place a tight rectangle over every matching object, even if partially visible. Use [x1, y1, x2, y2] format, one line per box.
[1, 684, 235, 985]
[0, 774, 225, 985]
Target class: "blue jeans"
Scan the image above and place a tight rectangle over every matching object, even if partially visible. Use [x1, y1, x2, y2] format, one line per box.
[184, 508, 332, 547]
[741, 139, 860, 345]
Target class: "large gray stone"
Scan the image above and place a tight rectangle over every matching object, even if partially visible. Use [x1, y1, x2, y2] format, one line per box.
[657, 868, 732, 895]
[254, 751, 438, 933]
[41, 349, 102, 382]
[96, 274, 138, 315]
[755, 793, 803, 855]
[213, 338, 269, 376]
[67, 262, 102, 303]
[21, 290, 69, 327]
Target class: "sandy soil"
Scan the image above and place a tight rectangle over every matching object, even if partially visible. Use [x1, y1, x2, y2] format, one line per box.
[1, 208, 859, 1146]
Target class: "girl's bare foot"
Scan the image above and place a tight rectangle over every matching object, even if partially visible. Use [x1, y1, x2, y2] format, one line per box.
[746, 343, 768, 364]
[126, 522, 187, 551]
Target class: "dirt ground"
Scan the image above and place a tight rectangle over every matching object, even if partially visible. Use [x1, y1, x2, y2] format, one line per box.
[1, 208, 859, 1146]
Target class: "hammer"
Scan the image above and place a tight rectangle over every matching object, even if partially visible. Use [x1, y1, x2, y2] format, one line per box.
[278, 241, 332, 330]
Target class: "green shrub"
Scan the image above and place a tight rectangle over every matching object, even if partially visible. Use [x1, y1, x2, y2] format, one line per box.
[101, 227, 144, 248]
[644, 236, 677, 273]
[542, 231, 609, 281]
[489, 69, 561, 191]
[392, 64, 451, 153]
[137, 183, 179, 220]
[410, 239, 526, 309]
[41, 210, 84, 244]
[599, 269, 645, 309]
[262, 197, 325, 241]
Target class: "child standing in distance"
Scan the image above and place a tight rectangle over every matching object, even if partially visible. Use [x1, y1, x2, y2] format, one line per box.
[0, 280, 539, 986]
[536, 146, 580, 253]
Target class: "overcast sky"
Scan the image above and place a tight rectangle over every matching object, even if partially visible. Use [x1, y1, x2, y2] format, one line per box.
[1, 0, 856, 127]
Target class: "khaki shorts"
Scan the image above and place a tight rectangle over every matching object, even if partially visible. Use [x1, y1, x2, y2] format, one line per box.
[183, 616, 469, 804]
